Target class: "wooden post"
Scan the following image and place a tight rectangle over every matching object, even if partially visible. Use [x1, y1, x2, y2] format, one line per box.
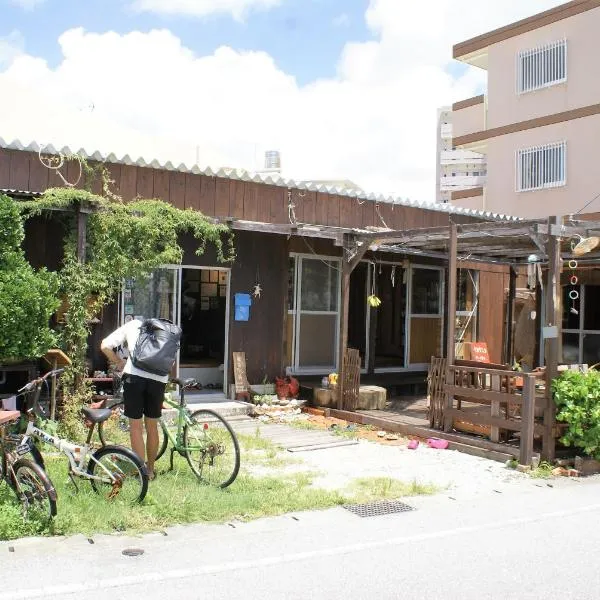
[337, 235, 369, 410]
[76, 206, 88, 263]
[444, 222, 458, 432]
[504, 266, 517, 365]
[542, 216, 561, 461]
[519, 373, 536, 467]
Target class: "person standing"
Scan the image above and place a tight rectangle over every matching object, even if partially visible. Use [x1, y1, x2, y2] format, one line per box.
[101, 319, 166, 480]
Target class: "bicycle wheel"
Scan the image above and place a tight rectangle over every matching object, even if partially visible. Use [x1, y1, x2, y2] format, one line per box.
[184, 409, 240, 488]
[155, 420, 170, 461]
[87, 445, 148, 503]
[12, 458, 57, 520]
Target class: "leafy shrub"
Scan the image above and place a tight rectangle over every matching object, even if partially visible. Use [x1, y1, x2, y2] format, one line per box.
[552, 369, 600, 459]
[0, 194, 59, 361]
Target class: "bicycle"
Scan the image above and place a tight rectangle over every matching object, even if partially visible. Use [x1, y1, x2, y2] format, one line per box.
[98, 377, 240, 488]
[17, 369, 149, 503]
[0, 410, 57, 519]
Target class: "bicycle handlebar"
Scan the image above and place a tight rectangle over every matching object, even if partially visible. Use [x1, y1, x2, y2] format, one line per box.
[17, 368, 65, 393]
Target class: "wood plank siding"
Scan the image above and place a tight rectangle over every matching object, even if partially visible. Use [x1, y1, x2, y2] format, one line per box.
[1, 149, 479, 230]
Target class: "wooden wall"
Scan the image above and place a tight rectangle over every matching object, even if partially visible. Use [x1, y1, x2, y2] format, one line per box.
[463, 261, 510, 364]
[1, 148, 479, 231]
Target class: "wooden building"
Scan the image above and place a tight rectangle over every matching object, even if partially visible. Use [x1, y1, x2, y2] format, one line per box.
[0, 139, 520, 396]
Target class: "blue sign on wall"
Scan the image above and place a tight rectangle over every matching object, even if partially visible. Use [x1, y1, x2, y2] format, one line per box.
[234, 293, 252, 322]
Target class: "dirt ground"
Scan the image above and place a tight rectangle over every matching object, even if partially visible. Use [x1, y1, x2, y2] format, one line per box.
[300, 413, 412, 446]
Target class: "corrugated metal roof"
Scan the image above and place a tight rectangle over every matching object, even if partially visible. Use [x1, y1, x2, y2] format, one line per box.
[0, 188, 42, 198]
[0, 137, 520, 222]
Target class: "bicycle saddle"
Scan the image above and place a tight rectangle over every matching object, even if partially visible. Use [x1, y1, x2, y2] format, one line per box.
[81, 407, 112, 424]
[170, 378, 199, 390]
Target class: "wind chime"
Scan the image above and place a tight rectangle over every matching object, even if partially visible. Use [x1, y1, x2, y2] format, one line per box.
[567, 234, 600, 315]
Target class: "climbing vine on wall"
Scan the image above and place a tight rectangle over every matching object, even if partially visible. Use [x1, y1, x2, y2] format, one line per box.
[18, 159, 235, 435]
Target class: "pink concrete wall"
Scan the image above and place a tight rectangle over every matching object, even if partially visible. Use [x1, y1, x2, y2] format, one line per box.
[452, 101, 486, 139]
[484, 113, 600, 217]
[487, 9, 600, 129]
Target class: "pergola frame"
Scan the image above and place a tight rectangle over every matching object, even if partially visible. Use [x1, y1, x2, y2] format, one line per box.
[336, 215, 600, 460]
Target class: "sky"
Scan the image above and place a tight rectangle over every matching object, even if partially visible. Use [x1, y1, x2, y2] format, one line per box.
[1, 0, 565, 202]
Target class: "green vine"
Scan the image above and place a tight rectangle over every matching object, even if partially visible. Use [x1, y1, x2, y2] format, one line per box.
[18, 156, 235, 437]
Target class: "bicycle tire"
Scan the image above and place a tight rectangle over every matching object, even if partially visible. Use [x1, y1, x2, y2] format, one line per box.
[87, 445, 148, 503]
[184, 409, 240, 488]
[11, 458, 57, 519]
[155, 420, 170, 461]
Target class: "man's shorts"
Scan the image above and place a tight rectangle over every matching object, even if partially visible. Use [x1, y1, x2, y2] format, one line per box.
[122, 374, 166, 419]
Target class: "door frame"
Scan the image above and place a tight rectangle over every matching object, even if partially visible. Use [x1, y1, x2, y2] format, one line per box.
[120, 264, 231, 393]
[288, 253, 342, 375]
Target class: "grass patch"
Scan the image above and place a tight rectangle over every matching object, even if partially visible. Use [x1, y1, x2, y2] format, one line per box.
[348, 477, 439, 502]
[530, 461, 554, 479]
[0, 432, 438, 541]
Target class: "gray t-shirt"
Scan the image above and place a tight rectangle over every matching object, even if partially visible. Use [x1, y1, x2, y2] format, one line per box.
[102, 319, 169, 383]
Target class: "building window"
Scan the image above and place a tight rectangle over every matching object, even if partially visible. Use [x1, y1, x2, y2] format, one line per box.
[517, 39, 567, 94]
[517, 141, 566, 192]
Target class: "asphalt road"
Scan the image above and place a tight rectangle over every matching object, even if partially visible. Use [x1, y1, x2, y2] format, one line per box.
[2, 478, 599, 600]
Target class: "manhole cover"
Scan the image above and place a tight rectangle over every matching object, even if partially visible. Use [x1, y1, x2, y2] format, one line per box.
[122, 547, 145, 557]
[343, 499, 415, 518]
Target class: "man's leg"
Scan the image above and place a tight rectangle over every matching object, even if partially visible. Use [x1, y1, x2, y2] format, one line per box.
[145, 417, 159, 478]
[122, 375, 145, 462]
[129, 418, 145, 463]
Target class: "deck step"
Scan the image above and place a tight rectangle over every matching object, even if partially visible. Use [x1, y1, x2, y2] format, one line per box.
[328, 408, 530, 464]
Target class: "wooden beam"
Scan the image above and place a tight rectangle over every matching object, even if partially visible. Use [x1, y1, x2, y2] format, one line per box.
[542, 215, 561, 461]
[504, 266, 517, 364]
[519, 374, 536, 466]
[336, 235, 369, 410]
[444, 222, 458, 432]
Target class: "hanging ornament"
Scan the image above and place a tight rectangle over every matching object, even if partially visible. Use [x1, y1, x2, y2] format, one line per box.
[572, 235, 600, 256]
[253, 266, 262, 299]
[567, 249, 579, 316]
[391, 265, 396, 288]
[367, 262, 381, 308]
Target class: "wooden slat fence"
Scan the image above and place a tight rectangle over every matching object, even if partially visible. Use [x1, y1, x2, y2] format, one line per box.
[443, 363, 545, 466]
[341, 348, 361, 411]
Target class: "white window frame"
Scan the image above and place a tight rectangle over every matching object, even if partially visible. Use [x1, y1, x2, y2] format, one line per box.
[516, 141, 566, 192]
[517, 39, 567, 94]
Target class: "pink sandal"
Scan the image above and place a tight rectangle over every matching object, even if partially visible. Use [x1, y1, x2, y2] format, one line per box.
[407, 440, 419, 449]
[426, 438, 449, 449]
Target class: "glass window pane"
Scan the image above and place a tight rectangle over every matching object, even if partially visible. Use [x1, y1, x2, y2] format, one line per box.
[584, 286, 600, 330]
[412, 269, 441, 315]
[123, 268, 176, 323]
[583, 334, 600, 367]
[300, 259, 339, 312]
[457, 269, 476, 312]
[562, 286, 580, 330]
[562, 332, 579, 364]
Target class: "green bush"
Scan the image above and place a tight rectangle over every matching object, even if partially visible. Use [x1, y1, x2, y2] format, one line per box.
[552, 369, 600, 459]
[0, 194, 59, 361]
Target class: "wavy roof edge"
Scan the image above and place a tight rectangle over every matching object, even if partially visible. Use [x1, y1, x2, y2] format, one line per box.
[0, 137, 520, 222]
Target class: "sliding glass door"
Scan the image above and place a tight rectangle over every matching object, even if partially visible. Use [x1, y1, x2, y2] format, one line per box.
[288, 255, 341, 373]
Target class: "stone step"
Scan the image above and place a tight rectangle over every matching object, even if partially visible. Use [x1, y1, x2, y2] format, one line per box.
[162, 399, 252, 422]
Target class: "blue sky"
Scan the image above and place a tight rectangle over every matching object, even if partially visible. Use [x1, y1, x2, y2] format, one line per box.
[3, 0, 373, 84]
[0, 0, 563, 200]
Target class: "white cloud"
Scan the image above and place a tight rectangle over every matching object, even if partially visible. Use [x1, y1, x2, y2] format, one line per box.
[0, 31, 24, 68]
[130, 0, 282, 20]
[9, 0, 45, 10]
[0, 0, 565, 202]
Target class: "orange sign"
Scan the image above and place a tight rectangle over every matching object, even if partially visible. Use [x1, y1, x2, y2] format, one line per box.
[467, 342, 490, 363]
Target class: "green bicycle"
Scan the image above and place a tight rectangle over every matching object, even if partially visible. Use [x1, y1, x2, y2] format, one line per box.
[100, 377, 240, 488]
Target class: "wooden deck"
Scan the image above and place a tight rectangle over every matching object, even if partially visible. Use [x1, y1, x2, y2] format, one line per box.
[327, 395, 527, 463]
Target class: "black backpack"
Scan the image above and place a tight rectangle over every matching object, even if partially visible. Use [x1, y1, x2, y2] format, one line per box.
[131, 318, 182, 376]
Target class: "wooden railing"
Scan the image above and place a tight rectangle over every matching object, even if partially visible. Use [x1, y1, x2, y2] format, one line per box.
[443, 363, 545, 466]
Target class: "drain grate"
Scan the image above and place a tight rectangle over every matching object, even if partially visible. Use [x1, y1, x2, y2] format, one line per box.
[343, 499, 415, 518]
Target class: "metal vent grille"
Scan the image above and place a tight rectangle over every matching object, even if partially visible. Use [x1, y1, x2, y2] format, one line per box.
[343, 499, 415, 518]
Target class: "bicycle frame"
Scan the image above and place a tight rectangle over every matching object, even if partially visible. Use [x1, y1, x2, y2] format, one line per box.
[20, 422, 119, 484]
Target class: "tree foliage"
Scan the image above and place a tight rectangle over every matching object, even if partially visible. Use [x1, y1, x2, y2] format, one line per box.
[0, 194, 59, 362]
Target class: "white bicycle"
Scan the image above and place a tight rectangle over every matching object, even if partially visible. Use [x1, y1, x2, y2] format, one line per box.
[16, 369, 149, 503]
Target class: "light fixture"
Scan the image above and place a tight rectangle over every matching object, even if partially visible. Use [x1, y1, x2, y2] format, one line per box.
[572, 234, 600, 256]
[527, 254, 540, 263]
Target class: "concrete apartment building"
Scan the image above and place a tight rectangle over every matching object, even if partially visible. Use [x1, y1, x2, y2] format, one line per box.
[435, 107, 486, 203]
[450, 0, 600, 217]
